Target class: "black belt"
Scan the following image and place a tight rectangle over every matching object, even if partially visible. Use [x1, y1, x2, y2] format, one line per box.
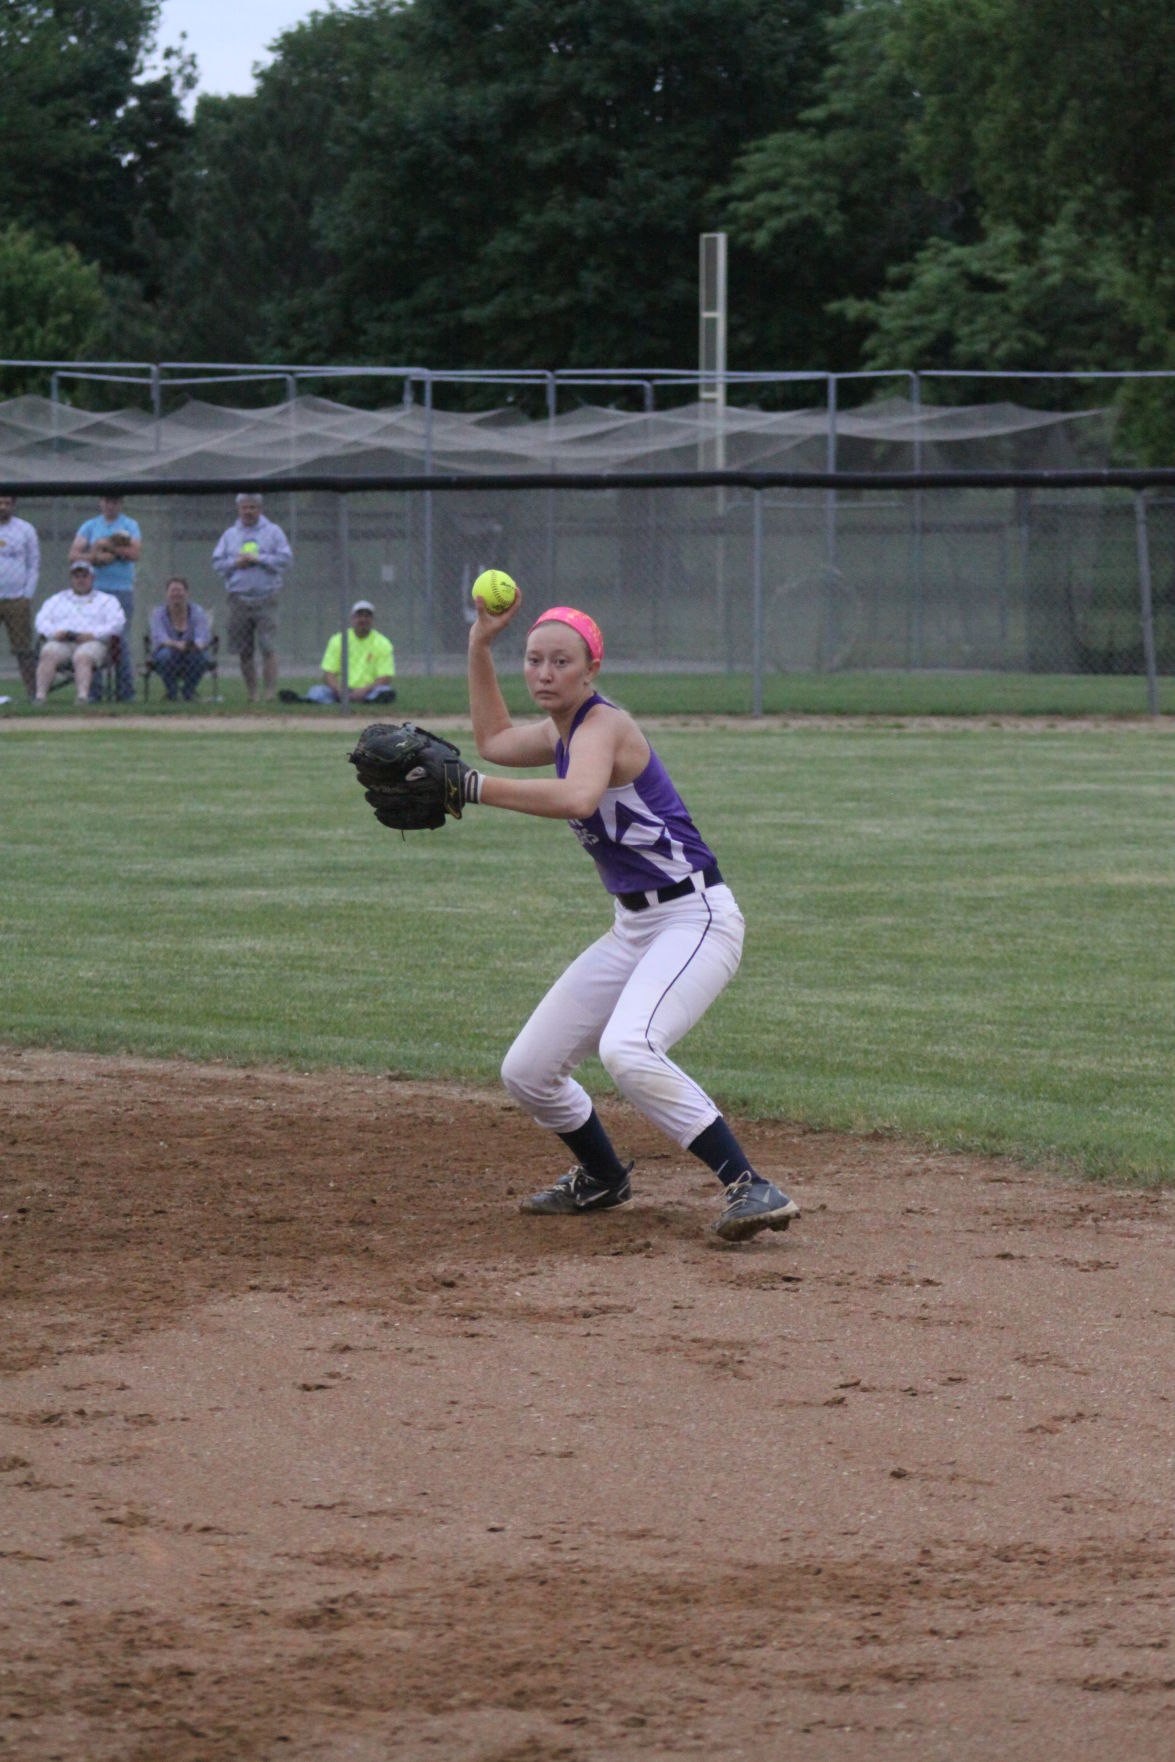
[617, 863, 723, 913]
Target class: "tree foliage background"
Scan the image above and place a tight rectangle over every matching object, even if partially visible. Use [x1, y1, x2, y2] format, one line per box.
[3, 0, 1175, 449]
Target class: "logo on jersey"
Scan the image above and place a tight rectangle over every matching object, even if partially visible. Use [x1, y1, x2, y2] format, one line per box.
[608, 799, 683, 874]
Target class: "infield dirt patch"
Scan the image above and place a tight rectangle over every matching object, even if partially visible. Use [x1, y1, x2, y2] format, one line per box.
[2, 1047, 1173, 1761]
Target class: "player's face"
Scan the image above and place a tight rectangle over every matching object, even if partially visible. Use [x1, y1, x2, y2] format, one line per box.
[0, 497, 13, 521]
[524, 623, 596, 712]
[238, 498, 261, 525]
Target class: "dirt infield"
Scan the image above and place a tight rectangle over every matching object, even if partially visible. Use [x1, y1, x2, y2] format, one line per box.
[3, 1047, 1173, 1761]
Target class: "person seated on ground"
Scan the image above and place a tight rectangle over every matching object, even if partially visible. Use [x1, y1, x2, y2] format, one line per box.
[148, 576, 214, 700]
[283, 600, 396, 705]
[33, 559, 126, 704]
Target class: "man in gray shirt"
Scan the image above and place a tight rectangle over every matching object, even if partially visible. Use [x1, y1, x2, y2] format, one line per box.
[211, 492, 293, 701]
[0, 493, 41, 699]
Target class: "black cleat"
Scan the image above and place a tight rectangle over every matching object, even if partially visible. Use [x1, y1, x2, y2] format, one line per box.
[519, 1163, 633, 1215]
[713, 1173, 800, 1242]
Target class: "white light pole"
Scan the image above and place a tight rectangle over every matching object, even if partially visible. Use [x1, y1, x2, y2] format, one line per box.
[700, 232, 729, 659]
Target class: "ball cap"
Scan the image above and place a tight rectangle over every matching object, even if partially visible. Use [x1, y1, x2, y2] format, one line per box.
[528, 605, 603, 665]
[350, 599, 375, 615]
[70, 560, 94, 574]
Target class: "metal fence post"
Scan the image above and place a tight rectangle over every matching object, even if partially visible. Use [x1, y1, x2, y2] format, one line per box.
[825, 373, 838, 572]
[546, 371, 557, 591]
[338, 492, 351, 715]
[824, 376, 841, 672]
[911, 370, 925, 668]
[424, 374, 435, 676]
[1133, 491, 1160, 716]
[752, 486, 764, 717]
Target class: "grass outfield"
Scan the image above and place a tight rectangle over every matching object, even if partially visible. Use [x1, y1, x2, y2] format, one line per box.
[3, 667, 1174, 718]
[2, 720, 1172, 1183]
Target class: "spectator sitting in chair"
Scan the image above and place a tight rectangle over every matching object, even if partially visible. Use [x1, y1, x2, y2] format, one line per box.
[283, 600, 396, 704]
[148, 577, 213, 700]
[33, 559, 126, 704]
[69, 491, 141, 702]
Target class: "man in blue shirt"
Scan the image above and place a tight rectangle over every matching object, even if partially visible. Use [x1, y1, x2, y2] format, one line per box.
[70, 492, 141, 701]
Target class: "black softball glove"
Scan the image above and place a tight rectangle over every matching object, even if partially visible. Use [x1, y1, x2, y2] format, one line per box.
[347, 721, 478, 831]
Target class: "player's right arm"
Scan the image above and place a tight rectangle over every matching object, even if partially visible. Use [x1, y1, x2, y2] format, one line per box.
[468, 591, 555, 768]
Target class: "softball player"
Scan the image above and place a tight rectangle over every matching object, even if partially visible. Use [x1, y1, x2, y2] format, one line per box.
[464, 590, 799, 1242]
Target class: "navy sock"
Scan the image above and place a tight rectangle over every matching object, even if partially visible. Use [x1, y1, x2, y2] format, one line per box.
[688, 1116, 754, 1186]
[557, 1110, 629, 1185]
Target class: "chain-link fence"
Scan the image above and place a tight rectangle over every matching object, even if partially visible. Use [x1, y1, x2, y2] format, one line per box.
[4, 476, 1172, 708]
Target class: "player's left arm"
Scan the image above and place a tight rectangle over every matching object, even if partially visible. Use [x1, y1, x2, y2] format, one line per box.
[476, 712, 619, 820]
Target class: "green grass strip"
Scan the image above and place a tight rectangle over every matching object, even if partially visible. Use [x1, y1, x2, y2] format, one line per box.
[2, 722, 1172, 1183]
[3, 667, 1173, 719]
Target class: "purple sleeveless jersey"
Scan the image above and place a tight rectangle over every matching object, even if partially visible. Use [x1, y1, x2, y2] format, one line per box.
[555, 693, 717, 895]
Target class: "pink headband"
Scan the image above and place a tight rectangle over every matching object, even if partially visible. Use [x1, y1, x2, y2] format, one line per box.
[527, 605, 604, 665]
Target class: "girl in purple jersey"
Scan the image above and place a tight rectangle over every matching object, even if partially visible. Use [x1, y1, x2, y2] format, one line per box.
[462, 589, 799, 1241]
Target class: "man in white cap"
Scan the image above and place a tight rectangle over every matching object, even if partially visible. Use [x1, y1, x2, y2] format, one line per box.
[282, 600, 396, 705]
[69, 489, 141, 701]
[33, 559, 126, 703]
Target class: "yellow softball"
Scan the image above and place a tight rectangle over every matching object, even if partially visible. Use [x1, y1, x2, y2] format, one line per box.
[472, 569, 518, 615]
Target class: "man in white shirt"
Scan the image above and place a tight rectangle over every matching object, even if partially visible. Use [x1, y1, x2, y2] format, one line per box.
[34, 559, 126, 704]
[0, 493, 41, 699]
[68, 491, 142, 702]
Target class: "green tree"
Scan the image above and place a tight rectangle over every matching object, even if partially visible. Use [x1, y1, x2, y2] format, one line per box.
[0, 1, 194, 299]
[248, 0, 841, 373]
[839, 0, 1175, 449]
[838, 220, 1139, 375]
[157, 5, 399, 365]
[720, 0, 1175, 432]
[719, 1, 966, 376]
[899, 0, 1175, 245]
[0, 225, 110, 373]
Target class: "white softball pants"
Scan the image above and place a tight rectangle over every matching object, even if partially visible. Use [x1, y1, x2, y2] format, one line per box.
[500, 883, 746, 1149]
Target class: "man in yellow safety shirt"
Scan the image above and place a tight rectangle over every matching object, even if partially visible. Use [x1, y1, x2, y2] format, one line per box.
[284, 599, 396, 705]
